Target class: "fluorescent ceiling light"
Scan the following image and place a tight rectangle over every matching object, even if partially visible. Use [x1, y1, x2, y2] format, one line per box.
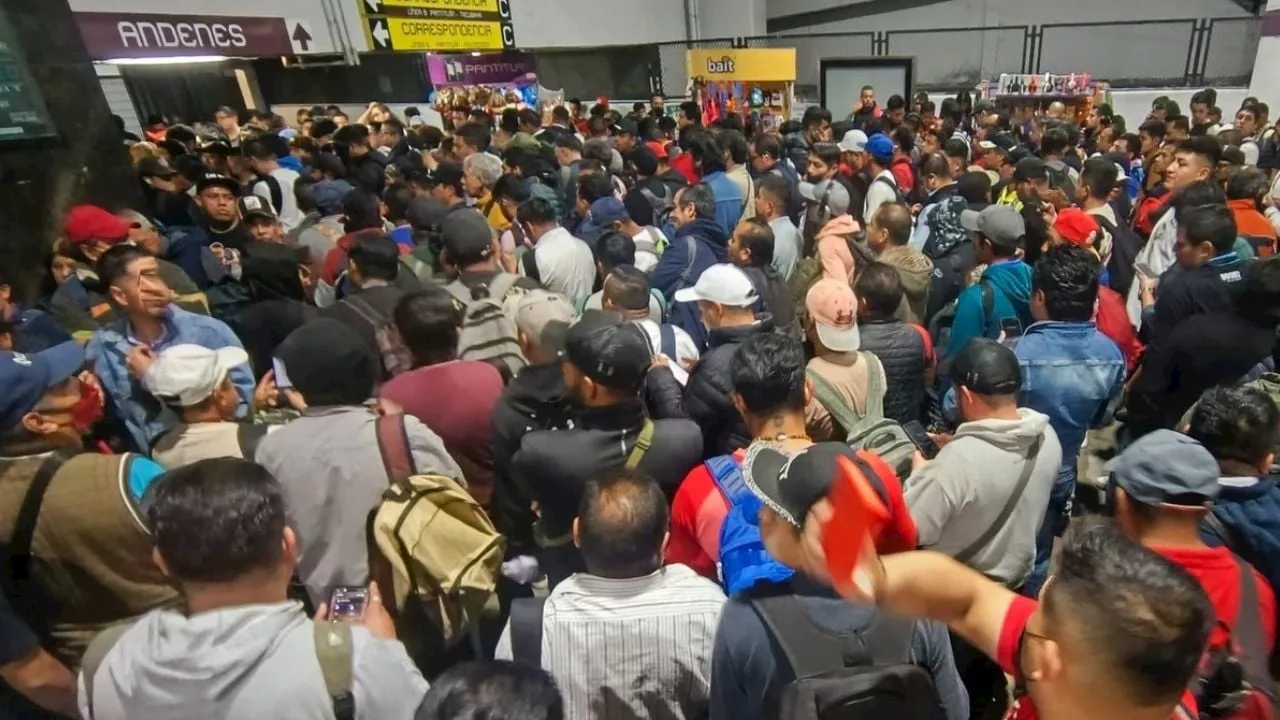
[101, 55, 229, 66]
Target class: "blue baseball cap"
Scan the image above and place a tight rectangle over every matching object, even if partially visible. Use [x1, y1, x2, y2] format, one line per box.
[589, 197, 630, 228]
[0, 343, 86, 432]
[866, 133, 896, 163]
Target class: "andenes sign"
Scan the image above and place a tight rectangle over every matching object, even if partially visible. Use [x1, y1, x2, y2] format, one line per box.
[75, 12, 296, 60]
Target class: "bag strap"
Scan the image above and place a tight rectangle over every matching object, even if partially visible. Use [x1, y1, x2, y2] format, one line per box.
[807, 369, 863, 437]
[678, 236, 699, 287]
[81, 621, 136, 720]
[980, 278, 995, 326]
[625, 420, 655, 470]
[4, 451, 77, 616]
[659, 323, 677, 360]
[375, 412, 416, 484]
[705, 455, 746, 502]
[1231, 556, 1276, 698]
[509, 596, 547, 667]
[1203, 512, 1242, 554]
[859, 351, 886, 420]
[749, 587, 870, 678]
[345, 294, 386, 327]
[313, 622, 356, 720]
[954, 437, 1043, 565]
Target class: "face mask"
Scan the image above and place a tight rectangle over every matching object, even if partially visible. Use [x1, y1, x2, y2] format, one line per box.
[70, 382, 104, 432]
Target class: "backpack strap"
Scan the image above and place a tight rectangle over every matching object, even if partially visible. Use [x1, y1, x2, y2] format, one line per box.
[807, 369, 863, 437]
[749, 586, 871, 678]
[659, 323, 677, 360]
[1231, 556, 1276, 700]
[678, 236, 699, 288]
[313, 622, 356, 720]
[705, 455, 746, 502]
[237, 423, 271, 461]
[81, 621, 136, 720]
[509, 596, 547, 667]
[980, 278, 995, 326]
[522, 247, 541, 283]
[1203, 511, 1242, 553]
[489, 271, 522, 301]
[3, 451, 77, 620]
[625, 420, 655, 470]
[345, 294, 385, 327]
[859, 351, 886, 420]
[375, 412, 416, 484]
[954, 437, 1043, 565]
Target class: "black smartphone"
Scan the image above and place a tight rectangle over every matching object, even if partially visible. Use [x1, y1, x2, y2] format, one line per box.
[328, 586, 368, 621]
[999, 317, 1024, 339]
[902, 420, 940, 460]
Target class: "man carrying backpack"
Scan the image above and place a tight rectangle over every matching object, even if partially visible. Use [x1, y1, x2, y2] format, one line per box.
[708, 442, 966, 720]
[863, 134, 904, 221]
[80, 458, 429, 720]
[943, 205, 1035, 364]
[320, 234, 413, 380]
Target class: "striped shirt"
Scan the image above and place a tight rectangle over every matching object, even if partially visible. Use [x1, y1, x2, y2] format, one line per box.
[496, 565, 726, 720]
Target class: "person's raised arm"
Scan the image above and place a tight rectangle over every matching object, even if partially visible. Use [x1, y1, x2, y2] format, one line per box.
[4, 646, 78, 718]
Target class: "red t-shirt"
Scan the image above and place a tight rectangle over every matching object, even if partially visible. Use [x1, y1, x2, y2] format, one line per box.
[380, 360, 504, 505]
[666, 448, 920, 581]
[1151, 545, 1277, 653]
[996, 596, 1199, 720]
[670, 153, 701, 186]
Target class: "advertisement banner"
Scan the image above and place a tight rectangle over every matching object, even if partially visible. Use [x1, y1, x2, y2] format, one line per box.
[426, 51, 535, 86]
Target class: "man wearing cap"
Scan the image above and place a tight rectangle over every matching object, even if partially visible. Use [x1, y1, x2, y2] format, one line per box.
[906, 338, 1061, 589]
[862, 133, 901, 222]
[675, 264, 773, 456]
[138, 155, 197, 227]
[256, 318, 461, 607]
[1014, 245, 1126, 597]
[803, 279, 886, 441]
[512, 311, 702, 587]
[491, 289, 577, 564]
[60, 204, 200, 298]
[0, 343, 178, 672]
[600, 196, 669, 272]
[709, 441, 966, 720]
[835, 129, 870, 225]
[944, 205, 1034, 361]
[996, 157, 1045, 212]
[145, 344, 275, 469]
[1108, 429, 1277, 661]
[238, 195, 285, 244]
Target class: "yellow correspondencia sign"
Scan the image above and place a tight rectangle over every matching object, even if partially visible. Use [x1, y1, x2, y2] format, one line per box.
[686, 48, 796, 83]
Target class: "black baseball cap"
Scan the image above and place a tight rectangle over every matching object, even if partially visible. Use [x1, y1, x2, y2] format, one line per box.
[274, 318, 378, 405]
[741, 442, 894, 528]
[428, 163, 465, 193]
[237, 194, 277, 221]
[1012, 157, 1048, 182]
[562, 310, 651, 393]
[195, 173, 240, 195]
[441, 210, 494, 265]
[949, 338, 1022, 395]
[406, 196, 449, 233]
[614, 119, 638, 137]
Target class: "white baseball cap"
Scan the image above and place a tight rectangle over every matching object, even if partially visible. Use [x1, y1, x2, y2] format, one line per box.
[142, 344, 249, 407]
[673, 264, 759, 307]
[838, 129, 868, 153]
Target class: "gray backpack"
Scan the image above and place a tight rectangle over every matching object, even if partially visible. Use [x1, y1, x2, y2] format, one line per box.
[807, 353, 917, 477]
[445, 273, 529, 379]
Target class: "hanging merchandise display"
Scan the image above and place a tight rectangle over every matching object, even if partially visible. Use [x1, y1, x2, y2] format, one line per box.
[427, 50, 539, 118]
[686, 48, 796, 133]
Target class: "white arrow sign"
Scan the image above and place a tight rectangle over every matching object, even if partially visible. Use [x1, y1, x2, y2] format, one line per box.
[371, 19, 390, 48]
[365, 0, 382, 12]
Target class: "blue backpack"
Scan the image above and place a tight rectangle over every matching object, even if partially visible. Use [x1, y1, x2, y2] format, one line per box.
[706, 455, 795, 595]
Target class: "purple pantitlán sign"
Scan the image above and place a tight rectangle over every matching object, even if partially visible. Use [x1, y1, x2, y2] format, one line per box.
[75, 12, 295, 60]
[427, 51, 536, 86]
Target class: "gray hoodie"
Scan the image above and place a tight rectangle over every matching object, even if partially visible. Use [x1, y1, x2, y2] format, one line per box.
[80, 602, 428, 720]
[904, 409, 1062, 587]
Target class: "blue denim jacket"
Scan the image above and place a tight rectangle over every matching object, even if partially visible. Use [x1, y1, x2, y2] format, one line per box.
[86, 306, 253, 451]
[1014, 321, 1125, 486]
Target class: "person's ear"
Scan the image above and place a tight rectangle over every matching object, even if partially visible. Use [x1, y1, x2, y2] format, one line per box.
[730, 392, 748, 420]
[1261, 452, 1275, 476]
[1031, 636, 1065, 683]
[20, 411, 57, 437]
[152, 547, 172, 578]
[1033, 288, 1046, 306]
[572, 517, 582, 549]
[804, 377, 815, 407]
[283, 526, 299, 568]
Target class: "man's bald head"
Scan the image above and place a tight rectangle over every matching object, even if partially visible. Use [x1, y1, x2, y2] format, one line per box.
[575, 468, 668, 578]
[872, 203, 913, 247]
[1048, 101, 1067, 119]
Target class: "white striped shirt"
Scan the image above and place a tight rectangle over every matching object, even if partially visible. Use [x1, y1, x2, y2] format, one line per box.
[496, 565, 726, 720]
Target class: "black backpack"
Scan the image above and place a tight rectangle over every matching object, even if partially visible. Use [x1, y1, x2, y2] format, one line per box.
[1095, 215, 1144, 297]
[1044, 160, 1077, 202]
[751, 586, 945, 720]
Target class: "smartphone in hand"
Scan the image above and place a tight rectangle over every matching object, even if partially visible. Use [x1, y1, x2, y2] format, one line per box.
[823, 455, 890, 597]
[328, 586, 369, 621]
[902, 420, 940, 460]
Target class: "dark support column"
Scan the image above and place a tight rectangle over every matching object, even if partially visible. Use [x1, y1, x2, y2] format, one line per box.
[0, 0, 140, 299]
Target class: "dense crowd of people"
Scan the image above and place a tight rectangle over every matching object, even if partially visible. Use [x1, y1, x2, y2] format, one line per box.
[3, 85, 1280, 720]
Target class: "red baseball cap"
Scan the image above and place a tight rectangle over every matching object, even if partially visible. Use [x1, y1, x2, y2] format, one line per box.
[1053, 207, 1100, 248]
[63, 205, 133, 247]
[644, 141, 669, 160]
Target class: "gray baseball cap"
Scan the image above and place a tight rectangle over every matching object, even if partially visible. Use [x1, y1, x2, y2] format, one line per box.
[961, 204, 1026, 248]
[798, 178, 851, 217]
[1105, 429, 1220, 507]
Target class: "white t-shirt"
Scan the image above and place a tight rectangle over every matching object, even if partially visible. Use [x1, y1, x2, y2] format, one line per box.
[864, 169, 899, 221]
[632, 227, 667, 273]
[253, 167, 304, 232]
[526, 227, 596, 299]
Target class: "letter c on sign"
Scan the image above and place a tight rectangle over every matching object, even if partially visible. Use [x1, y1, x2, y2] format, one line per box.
[501, 24, 514, 47]
[497, 0, 511, 19]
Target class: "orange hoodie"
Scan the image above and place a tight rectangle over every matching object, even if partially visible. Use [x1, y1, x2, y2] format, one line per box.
[1228, 198, 1277, 257]
[815, 215, 859, 284]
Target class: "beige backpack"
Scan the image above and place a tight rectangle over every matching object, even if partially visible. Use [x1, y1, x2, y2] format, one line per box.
[369, 413, 505, 652]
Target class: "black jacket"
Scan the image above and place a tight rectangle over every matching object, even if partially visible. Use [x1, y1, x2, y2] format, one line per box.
[513, 400, 702, 586]
[320, 284, 405, 380]
[743, 268, 797, 338]
[858, 319, 930, 424]
[349, 151, 389, 196]
[1144, 256, 1247, 348]
[491, 363, 573, 555]
[684, 319, 776, 457]
[1127, 311, 1276, 439]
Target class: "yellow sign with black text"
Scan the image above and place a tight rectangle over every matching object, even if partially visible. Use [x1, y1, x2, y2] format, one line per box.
[361, 0, 514, 52]
[686, 48, 796, 83]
